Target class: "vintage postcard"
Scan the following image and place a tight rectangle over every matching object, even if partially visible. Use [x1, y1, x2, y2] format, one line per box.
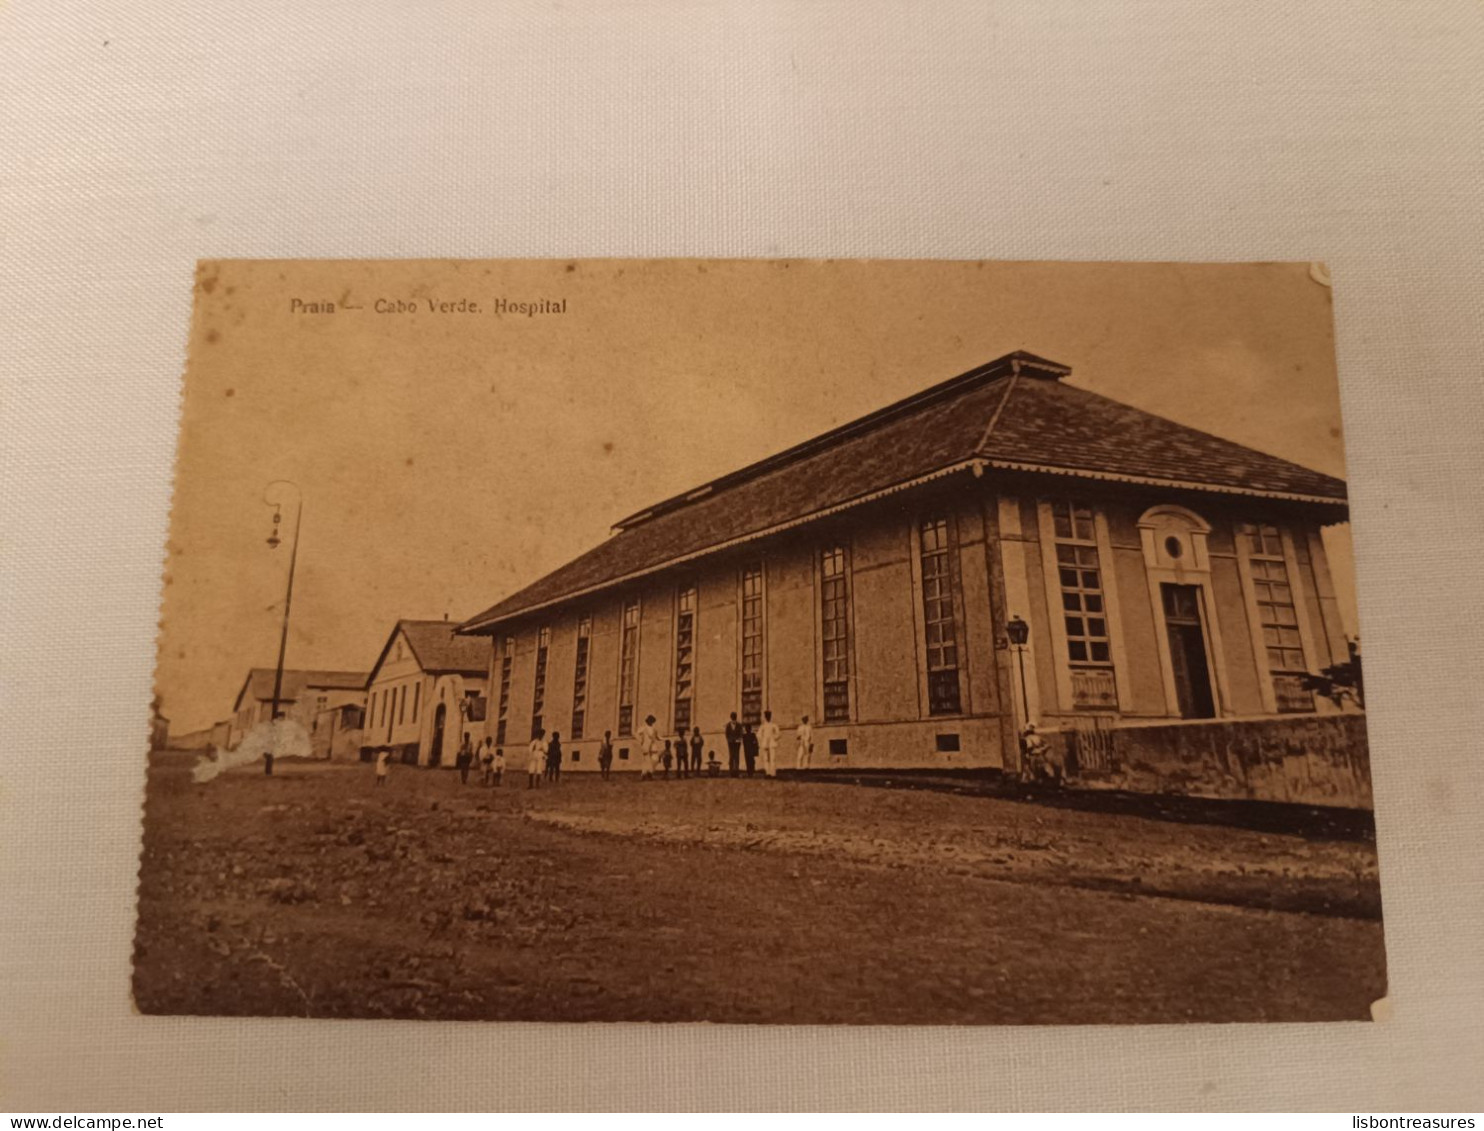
[137, 258, 1383, 1024]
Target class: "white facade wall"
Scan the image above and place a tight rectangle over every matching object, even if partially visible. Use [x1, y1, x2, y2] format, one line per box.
[474, 478, 1351, 772]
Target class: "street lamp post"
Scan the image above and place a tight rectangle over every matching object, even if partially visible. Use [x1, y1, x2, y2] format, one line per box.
[1006, 614, 1031, 729]
[264, 480, 303, 724]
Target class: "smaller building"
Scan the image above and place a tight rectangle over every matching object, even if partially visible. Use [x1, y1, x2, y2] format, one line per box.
[228, 668, 367, 750]
[311, 702, 365, 760]
[361, 619, 492, 766]
[175, 719, 236, 751]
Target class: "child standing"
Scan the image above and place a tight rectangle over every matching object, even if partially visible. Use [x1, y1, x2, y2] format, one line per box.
[374, 748, 390, 787]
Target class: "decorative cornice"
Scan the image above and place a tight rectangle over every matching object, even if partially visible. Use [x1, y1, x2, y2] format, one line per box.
[983, 459, 1349, 507]
[460, 457, 1347, 634]
[460, 460, 982, 633]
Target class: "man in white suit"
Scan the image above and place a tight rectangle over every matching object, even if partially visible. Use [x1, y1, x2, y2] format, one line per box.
[795, 714, 813, 770]
[635, 713, 661, 781]
[757, 710, 781, 778]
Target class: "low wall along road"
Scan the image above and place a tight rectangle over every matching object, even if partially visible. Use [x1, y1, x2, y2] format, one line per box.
[1070, 714, 1372, 810]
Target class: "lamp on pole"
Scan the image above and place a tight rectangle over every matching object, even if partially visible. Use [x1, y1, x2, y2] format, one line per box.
[1006, 614, 1031, 729]
[263, 480, 303, 724]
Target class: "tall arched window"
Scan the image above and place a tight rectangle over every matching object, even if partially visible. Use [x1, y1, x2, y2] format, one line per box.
[1238, 522, 1314, 712]
[1052, 499, 1118, 711]
[919, 518, 962, 715]
[530, 626, 551, 738]
[495, 636, 514, 745]
[570, 615, 592, 739]
[740, 565, 765, 724]
[617, 599, 640, 735]
[673, 585, 697, 733]
[821, 545, 851, 723]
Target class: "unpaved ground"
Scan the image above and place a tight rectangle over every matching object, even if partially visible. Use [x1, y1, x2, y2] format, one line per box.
[133, 752, 1387, 1024]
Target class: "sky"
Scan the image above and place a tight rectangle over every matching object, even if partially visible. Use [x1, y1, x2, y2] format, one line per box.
[158, 259, 1355, 733]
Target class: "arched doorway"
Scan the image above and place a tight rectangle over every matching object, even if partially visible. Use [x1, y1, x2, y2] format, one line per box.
[430, 703, 447, 767]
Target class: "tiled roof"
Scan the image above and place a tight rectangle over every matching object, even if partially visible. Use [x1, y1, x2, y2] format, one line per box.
[396, 619, 491, 675]
[460, 351, 1347, 632]
[363, 619, 492, 685]
[235, 667, 368, 709]
[981, 372, 1347, 499]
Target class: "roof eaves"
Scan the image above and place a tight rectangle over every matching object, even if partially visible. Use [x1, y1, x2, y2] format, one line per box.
[461, 454, 1347, 635]
[231, 671, 255, 713]
[364, 624, 408, 688]
[983, 458, 1349, 506]
[395, 621, 432, 673]
[458, 457, 985, 634]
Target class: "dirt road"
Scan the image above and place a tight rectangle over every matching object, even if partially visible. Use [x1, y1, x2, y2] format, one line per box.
[133, 753, 1386, 1024]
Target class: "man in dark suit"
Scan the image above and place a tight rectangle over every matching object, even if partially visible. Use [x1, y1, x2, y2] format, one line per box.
[741, 723, 759, 778]
[724, 712, 743, 777]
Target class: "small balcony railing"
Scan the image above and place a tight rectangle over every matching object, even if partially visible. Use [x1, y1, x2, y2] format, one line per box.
[1273, 673, 1316, 713]
[1070, 666, 1119, 711]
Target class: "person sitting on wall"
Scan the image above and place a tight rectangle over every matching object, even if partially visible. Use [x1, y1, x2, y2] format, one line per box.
[1021, 722, 1057, 785]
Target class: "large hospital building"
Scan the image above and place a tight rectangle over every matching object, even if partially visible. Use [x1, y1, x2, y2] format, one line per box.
[458, 351, 1352, 772]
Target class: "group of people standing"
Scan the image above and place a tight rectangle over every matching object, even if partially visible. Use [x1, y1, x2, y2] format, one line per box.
[376, 716, 1061, 791]
[632, 709, 814, 780]
[376, 710, 818, 788]
[526, 728, 564, 788]
[452, 735, 505, 787]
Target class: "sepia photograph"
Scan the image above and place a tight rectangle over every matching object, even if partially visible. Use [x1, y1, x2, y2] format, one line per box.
[135, 257, 1385, 1025]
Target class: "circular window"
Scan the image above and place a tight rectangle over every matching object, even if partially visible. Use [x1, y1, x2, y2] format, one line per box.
[1164, 535, 1184, 560]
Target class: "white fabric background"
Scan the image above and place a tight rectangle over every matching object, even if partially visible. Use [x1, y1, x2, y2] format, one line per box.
[2, 0, 1482, 1113]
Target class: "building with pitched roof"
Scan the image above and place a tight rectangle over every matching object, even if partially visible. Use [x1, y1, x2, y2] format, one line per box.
[458, 351, 1356, 777]
[229, 667, 367, 752]
[361, 619, 492, 766]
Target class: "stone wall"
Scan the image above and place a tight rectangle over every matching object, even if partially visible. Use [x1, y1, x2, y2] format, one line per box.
[1067, 713, 1373, 810]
